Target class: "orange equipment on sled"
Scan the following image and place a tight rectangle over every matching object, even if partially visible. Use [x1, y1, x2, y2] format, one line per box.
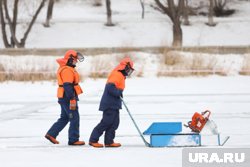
[185, 110, 211, 133]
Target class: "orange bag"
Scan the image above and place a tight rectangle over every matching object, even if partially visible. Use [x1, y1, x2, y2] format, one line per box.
[186, 110, 211, 133]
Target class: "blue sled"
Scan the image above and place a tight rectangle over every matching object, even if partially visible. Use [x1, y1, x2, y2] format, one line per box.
[143, 122, 229, 147]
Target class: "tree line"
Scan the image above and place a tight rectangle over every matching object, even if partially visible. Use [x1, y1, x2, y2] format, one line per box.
[0, 0, 237, 48]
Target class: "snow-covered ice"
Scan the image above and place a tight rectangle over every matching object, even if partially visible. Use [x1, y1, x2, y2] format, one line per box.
[0, 76, 250, 167]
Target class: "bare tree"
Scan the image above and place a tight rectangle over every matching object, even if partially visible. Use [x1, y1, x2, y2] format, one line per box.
[213, 0, 235, 16]
[44, 0, 55, 27]
[155, 0, 184, 47]
[214, 0, 227, 16]
[0, 0, 46, 48]
[104, 0, 145, 25]
[207, 0, 216, 26]
[105, 0, 114, 26]
[0, 0, 11, 48]
[182, 0, 190, 25]
[140, 0, 145, 19]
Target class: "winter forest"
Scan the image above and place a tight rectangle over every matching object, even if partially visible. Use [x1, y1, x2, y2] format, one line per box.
[0, 0, 246, 48]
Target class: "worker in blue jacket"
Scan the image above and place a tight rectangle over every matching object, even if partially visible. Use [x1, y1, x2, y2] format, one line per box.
[89, 57, 134, 148]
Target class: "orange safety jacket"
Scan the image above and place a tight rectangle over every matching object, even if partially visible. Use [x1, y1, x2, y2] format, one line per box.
[107, 70, 125, 90]
[57, 66, 83, 98]
[99, 70, 125, 111]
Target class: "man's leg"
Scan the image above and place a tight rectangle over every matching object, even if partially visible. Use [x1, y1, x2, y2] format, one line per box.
[104, 110, 120, 146]
[63, 102, 82, 145]
[46, 102, 69, 143]
[89, 110, 116, 144]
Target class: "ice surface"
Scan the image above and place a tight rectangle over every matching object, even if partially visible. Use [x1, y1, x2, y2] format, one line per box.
[0, 77, 250, 167]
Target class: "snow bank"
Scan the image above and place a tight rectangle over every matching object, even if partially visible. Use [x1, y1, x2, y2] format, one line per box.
[1, 52, 249, 81]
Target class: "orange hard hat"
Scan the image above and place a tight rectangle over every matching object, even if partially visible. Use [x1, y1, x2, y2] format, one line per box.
[64, 50, 78, 60]
[56, 50, 84, 66]
[115, 57, 134, 71]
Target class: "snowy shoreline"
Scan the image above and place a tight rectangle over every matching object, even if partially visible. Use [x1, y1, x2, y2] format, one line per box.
[1, 51, 250, 81]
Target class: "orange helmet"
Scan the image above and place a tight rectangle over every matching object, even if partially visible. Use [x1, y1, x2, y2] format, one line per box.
[116, 57, 134, 70]
[64, 50, 84, 62]
[115, 57, 134, 76]
[56, 50, 84, 66]
[64, 50, 77, 60]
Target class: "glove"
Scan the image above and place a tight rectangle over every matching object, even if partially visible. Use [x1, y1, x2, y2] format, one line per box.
[70, 99, 77, 110]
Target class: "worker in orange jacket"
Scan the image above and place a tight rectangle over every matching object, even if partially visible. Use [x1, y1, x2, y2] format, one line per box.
[45, 50, 85, 146]
[89, 57, 134, 148]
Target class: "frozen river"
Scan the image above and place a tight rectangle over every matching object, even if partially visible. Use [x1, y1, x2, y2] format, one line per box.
[0, 77, 250, 167]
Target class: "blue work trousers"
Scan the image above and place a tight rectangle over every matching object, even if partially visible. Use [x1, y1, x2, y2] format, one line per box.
[47, 101, 80, 144]
[89, 109, 120, 145]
